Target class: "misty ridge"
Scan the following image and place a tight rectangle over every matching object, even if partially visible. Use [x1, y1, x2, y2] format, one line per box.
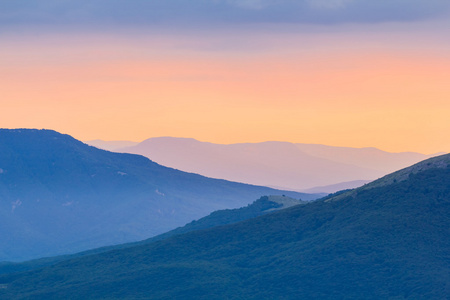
[87, 137, 441, 193]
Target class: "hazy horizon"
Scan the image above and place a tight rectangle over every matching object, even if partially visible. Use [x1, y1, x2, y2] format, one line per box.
[84, 135, 442, 192]
[1, 0, 449, 154]
[85, 135, 446, 155]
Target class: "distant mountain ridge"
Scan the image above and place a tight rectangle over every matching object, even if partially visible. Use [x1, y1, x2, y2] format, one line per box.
[300, 179, 371, 194]
[91, 137, 439, 192]
[1, 153, 449, 299]
[0, 129, 315, 262]
[294, 143, 443, 174]
[85, 139, 139, 151]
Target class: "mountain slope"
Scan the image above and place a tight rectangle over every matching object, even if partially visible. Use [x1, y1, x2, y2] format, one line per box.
[114, 137, 436, 192]
[1, 154, 449, 299]
[0, 129, 314, 262]
[0, 195, 303, 276]
[140, 194, 305, 244]
[326, 152, 450, 202]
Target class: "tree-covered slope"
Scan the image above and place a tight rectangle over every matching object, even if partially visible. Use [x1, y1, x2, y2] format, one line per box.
[0, 195, 303, 275]
[0, 129, 313, 262]
[134, 194, 306, 245]
[1, 154, 449, 299]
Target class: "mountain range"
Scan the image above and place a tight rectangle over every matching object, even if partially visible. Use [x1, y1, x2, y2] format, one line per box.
[0, 129, 315, 262]
[1, 153, 448, 299]
[87, 137, 439, 192]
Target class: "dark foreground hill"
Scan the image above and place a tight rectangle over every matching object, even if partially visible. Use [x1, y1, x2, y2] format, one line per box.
[0, 129, 313, 262]
[1, 154, 449, 299]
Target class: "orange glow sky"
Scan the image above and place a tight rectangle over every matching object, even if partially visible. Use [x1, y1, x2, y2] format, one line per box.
[1, 22, 450, 154]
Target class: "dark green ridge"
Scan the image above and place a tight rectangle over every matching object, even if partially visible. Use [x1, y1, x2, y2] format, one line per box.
[1, 154, 449, 299]
[0, 129, 317, 262]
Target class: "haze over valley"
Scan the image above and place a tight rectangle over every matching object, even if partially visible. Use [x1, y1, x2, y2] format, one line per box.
[87, 137, 440, 192]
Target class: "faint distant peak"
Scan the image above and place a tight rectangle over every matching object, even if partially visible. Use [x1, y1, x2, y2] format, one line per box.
[141, 136, 203, 144]
[85, 140, 139, 151]
[300, 180, 372, 194]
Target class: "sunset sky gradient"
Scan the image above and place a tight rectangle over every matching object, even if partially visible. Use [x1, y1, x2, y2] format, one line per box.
[1, 0, 449, 154]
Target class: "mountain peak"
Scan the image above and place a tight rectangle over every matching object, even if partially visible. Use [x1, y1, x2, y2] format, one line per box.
[1, 128, 64, 136]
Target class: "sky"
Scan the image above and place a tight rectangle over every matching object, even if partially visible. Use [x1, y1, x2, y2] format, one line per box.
[1, 0, 450, 154]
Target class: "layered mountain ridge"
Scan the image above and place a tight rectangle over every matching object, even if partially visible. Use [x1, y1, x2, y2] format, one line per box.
[0, 129, 313, 261]
[1, 153, 449, 299]
[95, 137, 439, 192]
